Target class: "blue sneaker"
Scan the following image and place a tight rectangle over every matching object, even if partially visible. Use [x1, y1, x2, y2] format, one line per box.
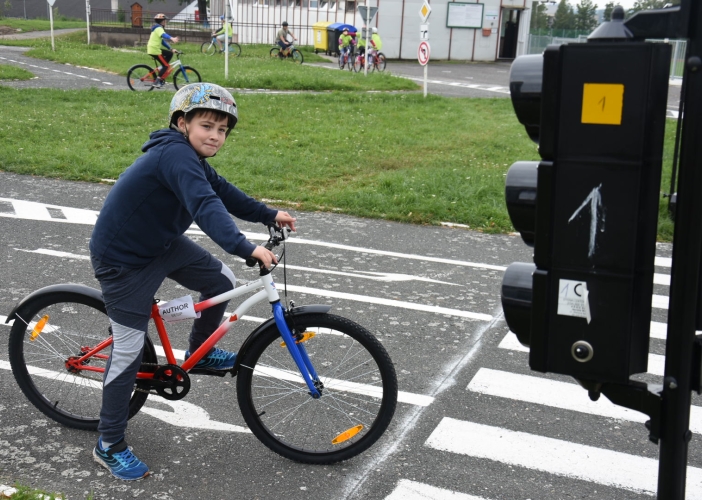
[93, 438, 149, 481]
[185, 347, 236, 370]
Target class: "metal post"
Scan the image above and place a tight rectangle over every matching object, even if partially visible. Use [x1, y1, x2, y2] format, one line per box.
[49, 5, 55, 51]
[224, 0, 229, 79]
[657, 1, 702, 497]
[86, 0, 91, 45]
[364, 3, 370, 77]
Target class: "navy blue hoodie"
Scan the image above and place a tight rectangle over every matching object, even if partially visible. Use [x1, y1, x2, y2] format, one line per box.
[90, 128, 277, 267]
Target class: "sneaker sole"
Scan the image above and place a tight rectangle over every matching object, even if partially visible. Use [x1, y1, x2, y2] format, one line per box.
[92, 449, 150, 481]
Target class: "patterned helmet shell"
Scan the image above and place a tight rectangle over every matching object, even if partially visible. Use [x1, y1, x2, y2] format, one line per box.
[169, 83, 238, 131]
[154, 13, 168, 21]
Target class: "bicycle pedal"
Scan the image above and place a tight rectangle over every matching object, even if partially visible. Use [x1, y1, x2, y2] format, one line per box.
[188, 367, 230, 377]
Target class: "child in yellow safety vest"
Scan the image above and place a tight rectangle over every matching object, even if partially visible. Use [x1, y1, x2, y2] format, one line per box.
[338, 28, 355, 64]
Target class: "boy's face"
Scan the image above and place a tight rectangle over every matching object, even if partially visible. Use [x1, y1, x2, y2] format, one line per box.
[178, 113, 229, 157]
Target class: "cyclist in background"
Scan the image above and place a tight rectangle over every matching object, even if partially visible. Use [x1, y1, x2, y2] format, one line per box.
[276, 21, 297, 57]
[357, 25, 367, 57]
[338, 28, 355, 67]
[213, 15, 233, 52]
[369, 26, 382, 64]
[147, 13, 179, 88]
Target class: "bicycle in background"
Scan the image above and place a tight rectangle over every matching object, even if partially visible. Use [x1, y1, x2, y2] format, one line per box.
[127, 51, 202, 91]
[201, 36, 242, 57]
[338, 47, 354, 71]
[270, 41, 304, 64]
[353, 51, 387, 73]
[7, 225, 398, 464]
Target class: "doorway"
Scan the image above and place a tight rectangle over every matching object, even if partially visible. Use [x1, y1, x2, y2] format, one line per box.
[498, 8, 521, 59]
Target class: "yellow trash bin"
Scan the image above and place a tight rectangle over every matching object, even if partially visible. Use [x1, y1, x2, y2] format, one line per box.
[313, 21, 333, 54]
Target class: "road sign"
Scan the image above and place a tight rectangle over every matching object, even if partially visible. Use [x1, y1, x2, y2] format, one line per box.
[358, 6, 378, 21]
[47, 0, 56, 6]
[418, 41, 430, 66]
[420, 24, 429, 41]
[419, 0, 432, 22]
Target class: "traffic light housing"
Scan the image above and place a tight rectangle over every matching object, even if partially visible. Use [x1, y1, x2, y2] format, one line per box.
[501, 41, 671, 384]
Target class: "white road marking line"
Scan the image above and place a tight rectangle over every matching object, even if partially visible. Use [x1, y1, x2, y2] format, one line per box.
[654, 273, 670, 286]
[425, 418, 702, 498]
[499, 333, 665, 376]
[467, 367, 702, 434]
[11, 249, 489, 319]
[656, 256, 672, 267]
[385, 479, 487, 500]
[0, 359, 249, 433]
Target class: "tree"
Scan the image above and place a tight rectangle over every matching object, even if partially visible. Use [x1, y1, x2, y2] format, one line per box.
[603, 1, 615, 21]
[574, 0, 598, 31]
[627, 0, 680, 17]
[530, 1, 550, 31]
[552, 0, 575, 30]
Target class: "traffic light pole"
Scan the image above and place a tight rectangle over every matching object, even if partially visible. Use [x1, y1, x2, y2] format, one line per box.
[658, 2, 702, 498]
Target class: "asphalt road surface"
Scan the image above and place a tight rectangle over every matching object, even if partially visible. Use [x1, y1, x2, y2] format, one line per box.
[0, 172, 699, 500]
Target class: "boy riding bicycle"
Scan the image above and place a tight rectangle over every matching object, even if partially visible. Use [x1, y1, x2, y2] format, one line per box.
[212, 15, 233, 52]
[338, 27, 355, 65]
[89, 83, 296, 480]
[368, 27, 382, 64]
[276, 21, 297, 56]
[147, 13, 179, 88]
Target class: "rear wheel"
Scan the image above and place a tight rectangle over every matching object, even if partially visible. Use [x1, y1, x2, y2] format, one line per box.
[237, 313, 398, 464]
[8, 292, 157, 430]
[270, 47, 281, 58]
[127, 64, 156, 91]
[173, 66, 202, 90]
[201, 41, 216, 56]
[292, 49, 304, 64]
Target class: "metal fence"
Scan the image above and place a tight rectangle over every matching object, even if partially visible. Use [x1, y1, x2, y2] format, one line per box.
[526, 34, 687, 81]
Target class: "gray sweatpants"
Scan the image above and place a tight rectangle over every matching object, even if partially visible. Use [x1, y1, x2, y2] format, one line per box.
[91, 236, 236, 444]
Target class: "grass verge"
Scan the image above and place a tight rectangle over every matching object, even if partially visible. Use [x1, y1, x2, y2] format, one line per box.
[0, 17, 85, 31]
[0, 63, 33, 80]
[0, 31, 419, 92]
[0, 87, 677, 240]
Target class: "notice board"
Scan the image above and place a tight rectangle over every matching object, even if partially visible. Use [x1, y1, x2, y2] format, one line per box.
[446, 2, 484, 29]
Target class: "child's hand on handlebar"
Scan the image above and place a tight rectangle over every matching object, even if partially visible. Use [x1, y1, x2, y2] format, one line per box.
[275, 211, 297, 232]
[250, 245, 278, 268]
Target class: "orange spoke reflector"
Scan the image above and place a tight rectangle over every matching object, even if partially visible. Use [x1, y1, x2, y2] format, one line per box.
[280, 331, 316, 347]
[332, 425, 363, 445]
[30, 315, 50, 341]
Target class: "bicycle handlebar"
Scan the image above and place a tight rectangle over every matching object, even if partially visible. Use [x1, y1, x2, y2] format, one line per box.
[245, 225, 292, 268]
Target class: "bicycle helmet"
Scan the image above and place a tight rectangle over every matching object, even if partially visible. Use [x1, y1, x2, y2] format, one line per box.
[154, 13, 168, 21]
[220, 15, 225, 20]
[372, 27, 378, 33]
[169, 83, 238, 135]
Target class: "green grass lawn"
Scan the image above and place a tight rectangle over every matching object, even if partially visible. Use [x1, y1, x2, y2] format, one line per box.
[0, 31, 419, 92]
[0, 63, 33, 80]
[0, 86, 678, 240]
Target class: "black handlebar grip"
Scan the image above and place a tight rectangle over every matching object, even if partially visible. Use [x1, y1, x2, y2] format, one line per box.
[245, 257, 259, 267]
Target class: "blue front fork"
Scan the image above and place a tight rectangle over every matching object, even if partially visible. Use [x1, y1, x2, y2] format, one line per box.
[272, 302, 322, 398]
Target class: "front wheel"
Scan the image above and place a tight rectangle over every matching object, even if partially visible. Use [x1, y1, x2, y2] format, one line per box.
[291, 49, 304, 64]
[8, 291, 157, 430]
[227, 42, 242, 57]
[201, 41, 216, 56]
[353, 56, 364, 73]
[173, 66, 202, 90]
[373, 52, 387, 72]
[270, 47, 281, 58]
[127, 64, 156, 91]
[237, 313, 398, 464]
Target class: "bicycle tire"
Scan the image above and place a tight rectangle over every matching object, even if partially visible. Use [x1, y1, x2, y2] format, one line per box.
[227, 42, 242, 57]
[338, 53, 346, 70]
[201, 41, 216, 56]
[270, 47, 281, 58]
[374, 53, 387, 72]
[127, 64, 156, 91]
[173, 66, 202, 90]
[8, 291, 157, 431]
[236, 312, 397, 464]
[353, 56, 364, 73]
[347, 54, 354, 71]
[292, 49, 304, 64]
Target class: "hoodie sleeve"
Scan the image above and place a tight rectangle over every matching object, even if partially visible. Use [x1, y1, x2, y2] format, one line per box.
[156, 142, 265, 258]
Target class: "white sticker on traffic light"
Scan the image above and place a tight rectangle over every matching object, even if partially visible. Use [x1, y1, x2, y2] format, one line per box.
[581, 83, 624, 125]
[557, 279, 592, 324]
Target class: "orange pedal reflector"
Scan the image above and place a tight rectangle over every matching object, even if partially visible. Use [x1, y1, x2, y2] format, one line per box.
[332, 425, 363, 445]
[30, 315, 50, 341]
[280, 331, 316, 347]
